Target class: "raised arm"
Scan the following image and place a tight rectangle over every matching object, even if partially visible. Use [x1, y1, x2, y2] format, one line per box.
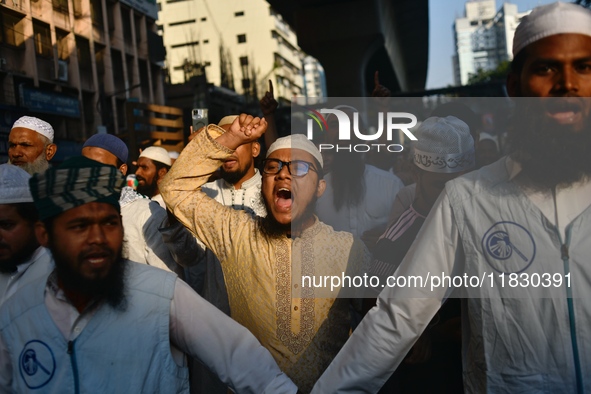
[159, 115, 267, 261]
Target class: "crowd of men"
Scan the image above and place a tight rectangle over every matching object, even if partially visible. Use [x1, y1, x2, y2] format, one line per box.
[1, 2, 591, 393]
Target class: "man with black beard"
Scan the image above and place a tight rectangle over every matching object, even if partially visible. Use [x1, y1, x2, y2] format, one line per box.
[0, 164, 52, 305]
[311, 3, 591, 393]
[161, 114, 369, 393]
[135, 146, 172, 209]
[0, 156, 301, 393]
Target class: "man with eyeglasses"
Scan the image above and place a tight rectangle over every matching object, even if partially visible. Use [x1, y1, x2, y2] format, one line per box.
[161, 114, 369, 393]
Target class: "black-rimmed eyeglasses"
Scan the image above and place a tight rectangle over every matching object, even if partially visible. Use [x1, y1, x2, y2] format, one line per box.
[262, 159, 318, 177]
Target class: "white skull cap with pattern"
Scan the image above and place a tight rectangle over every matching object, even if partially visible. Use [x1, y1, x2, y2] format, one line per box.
[0, 164, 33, 204]
[513, 2, 591, 57]
[267, 134, 323, 169]
[412, 116, 475, 174]
[139, 146, 172, 166]
[218, 115, 239, 127]
[11, 116, 54, 142]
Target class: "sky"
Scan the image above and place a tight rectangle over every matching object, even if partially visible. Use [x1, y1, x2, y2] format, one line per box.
[426, 0, 559, 89]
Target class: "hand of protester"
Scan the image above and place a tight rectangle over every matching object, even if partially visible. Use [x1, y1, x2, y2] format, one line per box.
[217, 113, 267, 150]
[371, 71, 391, 98]
[260, 80, 278, 116]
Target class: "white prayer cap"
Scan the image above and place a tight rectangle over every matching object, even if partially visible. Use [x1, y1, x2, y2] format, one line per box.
[168, 151, 179, 160]
[11, 116, 54, 142]
[139, 146, 172, 166]
[218, 115, 239, 127]
[513, 2, 591, 57]
[267, 134, 324, 169]
[412, 116, 475, 174]
[0, 164, 33, 204]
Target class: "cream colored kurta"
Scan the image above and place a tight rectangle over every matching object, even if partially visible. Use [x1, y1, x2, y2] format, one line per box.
[160, 125, 369, 392]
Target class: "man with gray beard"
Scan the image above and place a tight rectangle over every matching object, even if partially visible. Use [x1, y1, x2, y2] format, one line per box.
[8, 116, 57, 175]
[312, 3, 591, 393]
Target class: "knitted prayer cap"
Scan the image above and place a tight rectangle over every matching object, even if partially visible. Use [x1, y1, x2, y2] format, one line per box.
[83, 134, 129, 163]
[29, 156, 125, 221]
[412, 116, 475, 174]
[139, 146, 171, 166]
[513, 2, 591, 57]
[11, 116, 54, 142]
[0, 164, 33, 204]
[267, 134, 324, 169]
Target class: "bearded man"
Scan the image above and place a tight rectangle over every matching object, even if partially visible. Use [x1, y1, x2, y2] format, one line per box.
[0, 156, 299, 393]
[161, 114, 369, 393]
[311, 3, 591, 393]
[0, 164, 52, 305]
[8, 116, 57, 175]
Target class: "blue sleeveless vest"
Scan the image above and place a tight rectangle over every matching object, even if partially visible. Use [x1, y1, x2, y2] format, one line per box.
[0, 261, 189, 393]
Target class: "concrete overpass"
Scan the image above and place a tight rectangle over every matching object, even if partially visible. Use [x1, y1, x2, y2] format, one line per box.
[267, 0, 429, 96]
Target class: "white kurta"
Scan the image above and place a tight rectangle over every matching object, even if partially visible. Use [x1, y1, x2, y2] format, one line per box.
[312, 156, 591, 393]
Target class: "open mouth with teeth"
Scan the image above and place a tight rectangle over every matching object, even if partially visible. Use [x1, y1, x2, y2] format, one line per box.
[275, 188, 292, 209]
[82, 249, 113, 268]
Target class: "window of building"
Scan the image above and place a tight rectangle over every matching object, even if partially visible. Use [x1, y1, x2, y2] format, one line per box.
[203, 39, 209, 44]
[201, 17, 207, 21]
[56, 29, 69, 60]
[169, 19, 195, 27]
[239, 56, 248, 66]
[76, 35, 92, 69]
[0, 12, 25, 48]
[33, 20, 52, 57]
[90, 0, 104, 26]
[234, 11, 244, 17]
[52, 0, 69, 14]
[106, 2, 115, 31]
[237, 34, 246, 44]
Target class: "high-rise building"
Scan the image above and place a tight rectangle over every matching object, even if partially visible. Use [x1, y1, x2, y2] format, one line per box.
[0, 0, 166, 161]
[452, 0, 529, 86]
[157, 0, 323, 102]
[302, 56, 326, 99]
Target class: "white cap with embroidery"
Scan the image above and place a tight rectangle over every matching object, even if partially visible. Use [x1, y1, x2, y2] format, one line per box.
[513, 2, 591, 57]
[11, 116, 54, 142]
[0, 164, 33, 204]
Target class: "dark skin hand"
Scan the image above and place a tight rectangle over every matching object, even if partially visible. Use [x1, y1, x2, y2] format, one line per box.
[259, 79, 279, 149]
[371, 71, 391, 98]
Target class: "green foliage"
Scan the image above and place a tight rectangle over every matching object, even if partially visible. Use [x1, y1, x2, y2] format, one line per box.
[467, 60, 511, 85]
[575, 0, 590, 8]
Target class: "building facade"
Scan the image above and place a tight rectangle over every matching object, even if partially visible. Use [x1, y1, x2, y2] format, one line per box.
[303, 55, 326, 99]
[0, 0, 166, 161]
[158, 0, 324, 103]
[453, 0, 529, 86]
